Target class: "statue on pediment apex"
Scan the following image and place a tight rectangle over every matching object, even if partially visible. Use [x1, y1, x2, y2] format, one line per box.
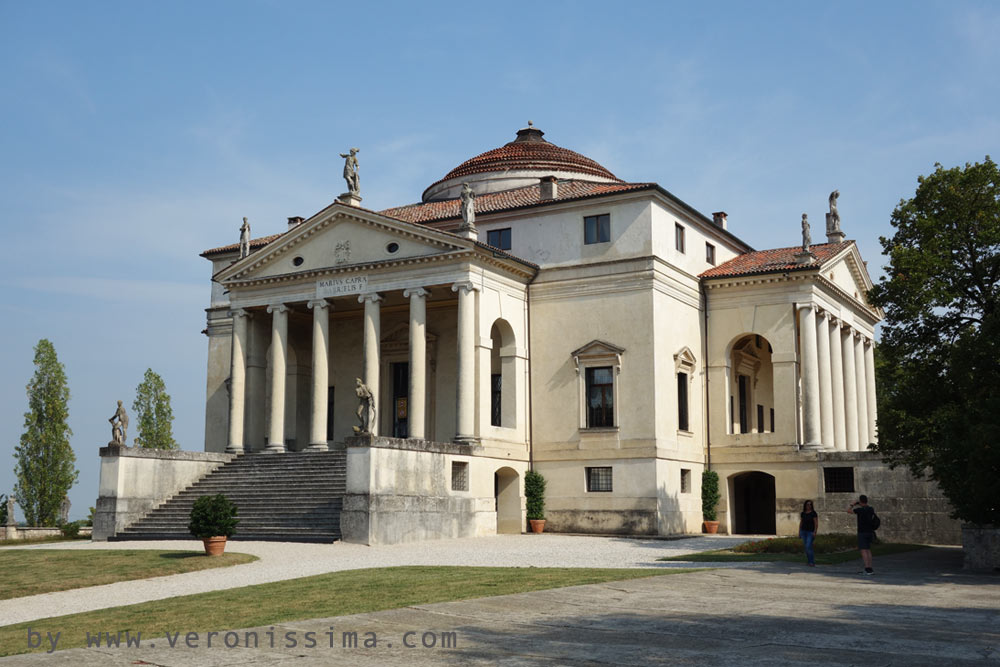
[239, 217, 251, 259]
[340, 148, 360, 196]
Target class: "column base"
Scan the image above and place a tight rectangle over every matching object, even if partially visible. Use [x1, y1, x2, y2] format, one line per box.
[263, 442, 287, 454]
[303, 442, 330, 452]
[800, 442, 825, 451]
[453, 436, 480, 446]
[225, 444, 247, 455]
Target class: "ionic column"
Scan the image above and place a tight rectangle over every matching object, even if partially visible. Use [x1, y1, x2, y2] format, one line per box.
[816, 311, 835, 450]
[359, 292, 382, 436]
[453, 281, 479, 441]
[799, 304, 822, 448]
[403, 287, 429, 439]
[865, 339, 878, 444]
[307, 299, 330, 451]
[227, 309, 249, 454]
[266, 304, 289, 453]
[829, 317, 847, 450]
[854, 333, 869, 450]
[841, 325, 859, 451]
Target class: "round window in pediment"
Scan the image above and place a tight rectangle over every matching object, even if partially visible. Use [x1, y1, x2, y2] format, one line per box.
[292, 256, 304, 267]
[386, 242, 400, 254]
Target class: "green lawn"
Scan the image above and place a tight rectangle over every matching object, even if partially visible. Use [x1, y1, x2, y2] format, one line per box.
[0, 536, 87, 548]
[0, 550, 258, 600]
[659, 534, 927, 564]
[0, 566, 690, 656]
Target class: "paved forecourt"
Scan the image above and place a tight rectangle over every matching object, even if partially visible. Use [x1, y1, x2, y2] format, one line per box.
[4, 547, 997, 666]
[0, 534, 749, 626]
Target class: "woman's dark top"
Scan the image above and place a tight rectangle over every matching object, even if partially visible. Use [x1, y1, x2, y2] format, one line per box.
[799, 510, 818, 533]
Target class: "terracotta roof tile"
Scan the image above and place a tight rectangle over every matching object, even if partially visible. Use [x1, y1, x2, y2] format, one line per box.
[201, 233, 283, 257]
[381, 180, 654, 225]
[699, 242, 853, 279]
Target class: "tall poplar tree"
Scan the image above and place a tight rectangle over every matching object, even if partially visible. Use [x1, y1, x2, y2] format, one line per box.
[132, 368, 178, 449]
[14, 339, 77, 526]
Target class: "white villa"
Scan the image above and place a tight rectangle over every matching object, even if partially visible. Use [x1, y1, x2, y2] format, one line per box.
[95, 124, 960, 545]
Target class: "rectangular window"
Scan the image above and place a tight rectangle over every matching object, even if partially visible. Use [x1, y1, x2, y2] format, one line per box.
[675, 223, 686, 253]
[677, 372, 689, 431]
[585, 366, 615, 427]
[490, 373, 502, 427]
[586, 466, 613, 492]
[584, 214, 611, 244]
[451, 461, 469, 492]
[326, 386, 335, 441]
[680, 468, 691, 493]
[730, 396, 735, 433]
[705, 242, 716, 265]
[757, 404, 764, 433]
[738, 375, 749, 434]
[824, 467, 855, 493]
[770, 408, 775, 433]
[486, 227, 511, 251]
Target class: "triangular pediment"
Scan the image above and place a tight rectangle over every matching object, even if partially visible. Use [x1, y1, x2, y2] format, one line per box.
[571, 339, 626, 358]
[215, 203, 469, 284]
[819, 244, 876, 310]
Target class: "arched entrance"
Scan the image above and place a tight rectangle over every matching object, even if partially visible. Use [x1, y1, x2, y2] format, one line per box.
[730, 471, 776, 534]
[494, 467, 521, 534]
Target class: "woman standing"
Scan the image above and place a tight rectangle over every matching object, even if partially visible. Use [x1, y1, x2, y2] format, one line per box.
[799, 500, 819, 566]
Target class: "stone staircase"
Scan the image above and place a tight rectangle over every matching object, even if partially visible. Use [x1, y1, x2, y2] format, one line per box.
[110, 450, 346, 543]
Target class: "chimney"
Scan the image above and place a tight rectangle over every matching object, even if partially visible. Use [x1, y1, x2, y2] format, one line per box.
[712, 211, 728, 230]
[287, 216, 305, 230]
[540, 175, 558, 200]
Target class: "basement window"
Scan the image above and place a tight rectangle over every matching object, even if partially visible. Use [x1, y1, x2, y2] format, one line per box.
[823, 467, 855, 493]
[451, 461, 469, 492]
[680, 468, 692, 494]
[586, 466, 613, 492]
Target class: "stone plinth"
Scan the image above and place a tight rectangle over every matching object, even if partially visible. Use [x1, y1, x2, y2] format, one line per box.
[338, 192, 362, 207]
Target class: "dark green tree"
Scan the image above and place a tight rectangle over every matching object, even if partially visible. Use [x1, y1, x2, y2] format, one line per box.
[14, 339, 78, 526]
[701, 470, 720, 522]
[524, 470, 546, 521]
[869, 157, 1000, 526]
[0, 493, 7, 525]
[132, 368, 177, 450]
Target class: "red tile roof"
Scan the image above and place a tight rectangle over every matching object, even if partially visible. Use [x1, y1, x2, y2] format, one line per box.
[699, 242, 853, 279]
[201, 233, 283, 257]
[382, 180, 654, 225]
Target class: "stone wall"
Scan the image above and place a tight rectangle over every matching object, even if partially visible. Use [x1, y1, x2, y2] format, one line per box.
[961, 525, 1000, 571]
[93, 446, 233, 540]
[340, 435, 522, 545]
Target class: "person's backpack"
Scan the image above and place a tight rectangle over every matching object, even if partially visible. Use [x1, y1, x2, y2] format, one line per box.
[870, 511, 881, 531]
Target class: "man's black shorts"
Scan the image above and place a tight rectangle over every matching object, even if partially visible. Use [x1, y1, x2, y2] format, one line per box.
[858, 531, 875, 550]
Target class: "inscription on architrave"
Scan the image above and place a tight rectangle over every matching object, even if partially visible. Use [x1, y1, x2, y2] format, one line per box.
[316, 275, 368, 298]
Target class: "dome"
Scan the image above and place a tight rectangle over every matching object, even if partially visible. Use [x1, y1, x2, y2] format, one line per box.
[421, 124, 621, 202]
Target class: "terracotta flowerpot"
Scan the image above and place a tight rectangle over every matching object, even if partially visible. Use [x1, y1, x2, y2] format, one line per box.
[203, 536, 227, 556]
[529, 519, 546, 534]
[702, 521, 720, 534]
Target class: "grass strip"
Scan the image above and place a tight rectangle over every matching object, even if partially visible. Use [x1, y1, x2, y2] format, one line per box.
[659, 540, 927, 564]
[0, 536, 88, 548]
[0, 566, 689, 656]
[0, 550, 258, 600]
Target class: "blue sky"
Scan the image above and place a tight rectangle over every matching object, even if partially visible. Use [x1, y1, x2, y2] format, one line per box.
[1, 1, 997, 520]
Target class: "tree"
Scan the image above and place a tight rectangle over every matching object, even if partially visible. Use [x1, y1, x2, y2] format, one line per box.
[14, 339, 78, 526]
[0, 493, 7, 525]
[132, 368, 178, 449]
[869, 157, 1000, 526]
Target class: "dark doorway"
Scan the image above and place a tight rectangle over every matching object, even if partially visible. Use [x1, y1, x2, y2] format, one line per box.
[391, 361, 408, 438]
[731, 471, 776, 534]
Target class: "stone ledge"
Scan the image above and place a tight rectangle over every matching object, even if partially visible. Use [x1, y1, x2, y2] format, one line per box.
[345, 435, 474, 456]
[99, 445, 235, 462]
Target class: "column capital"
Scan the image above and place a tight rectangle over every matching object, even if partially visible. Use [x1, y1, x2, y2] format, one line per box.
[307, 299, 331, 311]
[229, 308, 250, 319]
[452, 280, 480, 294]
[816, 309, 832, 322]
[266, 303, 289, 315]
[797, 302, 818, 313]
[403, 287, 430, 299]
[358, 292, 383, 304]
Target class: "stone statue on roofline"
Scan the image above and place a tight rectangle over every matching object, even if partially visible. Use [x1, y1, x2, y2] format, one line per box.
[109, 400, 129, 446]
[353, 377, 375, 434]
[239, 217, 251, 259]
[5, 496, 14, 527]
[460, 182, 476, 227]
[795, 213, 817, 265]
[340, 148, 360, 196]
[825, 190, 846, 243]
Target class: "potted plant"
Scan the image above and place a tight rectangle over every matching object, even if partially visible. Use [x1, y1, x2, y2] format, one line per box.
[525, 470, 547, 533]
[188, 494, 239, 556]
[702, 469, 721, 534]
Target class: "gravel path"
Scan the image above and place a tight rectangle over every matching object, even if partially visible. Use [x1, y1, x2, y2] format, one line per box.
[0, 534, 755, 626]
